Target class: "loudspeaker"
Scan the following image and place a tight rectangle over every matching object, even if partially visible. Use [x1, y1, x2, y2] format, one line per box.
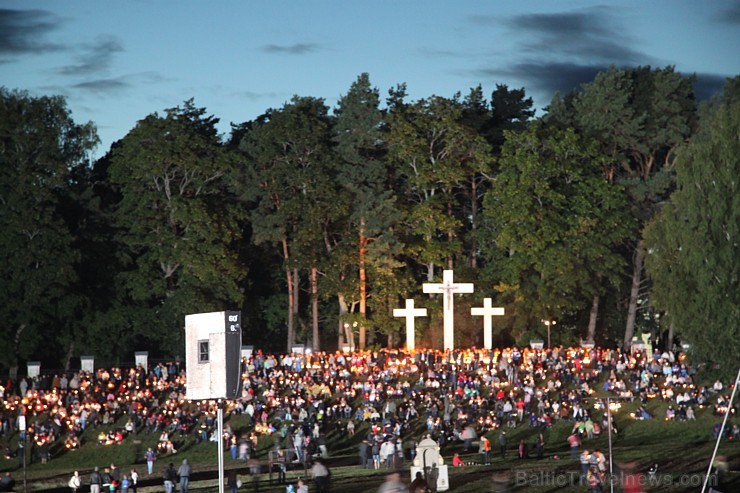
[184, 311, 242, 400]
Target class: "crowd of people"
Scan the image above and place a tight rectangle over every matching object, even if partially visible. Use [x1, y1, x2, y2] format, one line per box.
[0, 344, 737, 491]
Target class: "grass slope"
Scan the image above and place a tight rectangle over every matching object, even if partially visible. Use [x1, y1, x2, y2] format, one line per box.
[2, 396, 738, 492]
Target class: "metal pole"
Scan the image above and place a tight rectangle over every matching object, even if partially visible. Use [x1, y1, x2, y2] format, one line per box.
[23, 432, 27, 493]
[700, 367, 740, 493]
[607, 397, 614, 493]
[217, 402, 225, 493]
[547, 324, 551, 349]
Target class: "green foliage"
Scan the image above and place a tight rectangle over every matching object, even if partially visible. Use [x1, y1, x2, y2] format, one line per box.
[645, 88, 740, 378]
[387, 94, 493, 272]
[481, 123, 632, 339]
[107, 99, 245, 354]
[4, 67, 733, 359]
[0, 89, 98, 367]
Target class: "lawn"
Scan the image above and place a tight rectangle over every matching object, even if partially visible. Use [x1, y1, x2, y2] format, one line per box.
[2, 394, 738, 492]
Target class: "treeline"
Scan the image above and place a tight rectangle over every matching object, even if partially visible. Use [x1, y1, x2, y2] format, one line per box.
[1, 67, 737, 377]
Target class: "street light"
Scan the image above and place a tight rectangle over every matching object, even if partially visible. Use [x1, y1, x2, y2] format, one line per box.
[542, 320, 556, 348]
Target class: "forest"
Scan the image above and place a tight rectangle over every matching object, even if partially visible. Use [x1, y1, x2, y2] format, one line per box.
[1, 66, 737, 377]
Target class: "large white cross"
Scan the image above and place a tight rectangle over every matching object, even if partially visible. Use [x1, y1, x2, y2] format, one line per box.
[423, 269, 474, 350]
[471, 297, 505, 350]
[393, 299, 427, 351]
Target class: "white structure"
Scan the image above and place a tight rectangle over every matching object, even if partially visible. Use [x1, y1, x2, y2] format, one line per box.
[135, 351, 148, 372]
[27, 361, 41, 379]
[411, 436, 449, 491]
[470, 297, 505, 349]
[393, 299, 427, 350]
[423, 270, 474, 350]
[80, 355, 95, 374]
[184, 311, 242, 401]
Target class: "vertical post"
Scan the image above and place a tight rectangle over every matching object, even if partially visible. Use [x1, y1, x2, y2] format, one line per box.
[23, 432, 27, 493]
[607, 397, 614, 493]
[701, 367, 740, 493]
[217, 402, 225, 493]
[19, 414, 27, 493]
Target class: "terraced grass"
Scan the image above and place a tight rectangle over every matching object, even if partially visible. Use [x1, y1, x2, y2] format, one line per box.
[2, 396, 738, 492]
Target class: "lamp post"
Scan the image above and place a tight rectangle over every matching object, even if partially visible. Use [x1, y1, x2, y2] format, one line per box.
[543, 320, 556, 348]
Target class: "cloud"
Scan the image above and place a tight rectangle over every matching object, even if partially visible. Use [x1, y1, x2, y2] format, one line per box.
[0, 8, 63, 54]
[507, 10, 650, 66]
[261, 43, 319, 55]
[691, 72, 731, 100]
[471, 8, 659, 103]
[714, 3, 740, 24]
[71, 77, 130, 94]
[58, 35, 124, 76]
[480, 61, 608, 96]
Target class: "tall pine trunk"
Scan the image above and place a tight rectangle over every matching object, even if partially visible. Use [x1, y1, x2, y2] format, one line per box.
[311, 266, 319, 351]
[586, 294, 600, 343]
[337, 294, 348, 349]
[292, 268, 300, 347]
[64, 341, 75, 371]
[623, 239, 646, 350]
[358, 218, 367, 350]
[283, 239, 294, 352]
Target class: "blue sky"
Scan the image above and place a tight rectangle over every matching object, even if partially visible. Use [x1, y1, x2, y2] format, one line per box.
[2, 0, 738, 156]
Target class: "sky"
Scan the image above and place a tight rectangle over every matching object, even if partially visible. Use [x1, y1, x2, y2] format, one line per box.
[2, 0, 738, 157]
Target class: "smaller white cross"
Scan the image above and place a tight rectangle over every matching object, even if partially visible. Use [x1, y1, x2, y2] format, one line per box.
[393, 299, 427, 351]
[471, 297, 505, 350]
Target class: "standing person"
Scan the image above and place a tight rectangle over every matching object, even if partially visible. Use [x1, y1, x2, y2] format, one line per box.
[129, 469, 139, 493]
[499, 431, 507, 459]
[120, 475, 130, 493]
[145, 447, 157, 475]
[68, 471, 81, 493]
[568, 433, 581, 460]
[275, 448, 287, 484]
[295, 478, 309, 493]
[163, 463, 176, 493]
[248, 457, 261, 492]
[479, 435, 491, 465]
[311, 458, 330, 493]
[101, 468, 113, 492]
[89, 467, 102, 493]
[226, 469, 239, 493]
[409, 471, 429, 493]
[110, 464, 121, 492]
[587, 466, 604, 493]
[580, 450, 591, 485]
[535, 433, 545, 460]
[377, 472, 408, 493]
[372, 440, 381, 470]
[178, 459, 192, 493]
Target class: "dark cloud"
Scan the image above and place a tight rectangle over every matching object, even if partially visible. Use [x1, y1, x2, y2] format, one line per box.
[0, 8, 62, 54]
[72, 78, 129, 94]
[691, 72, 731, 100]
[480, 61, 608, 96]
[262, 43, 318, 54]
[469, 8, 659, 103]
[714, 3, 740, 24]
[507, 10, 650, 65]
[58, 35, 124, 76]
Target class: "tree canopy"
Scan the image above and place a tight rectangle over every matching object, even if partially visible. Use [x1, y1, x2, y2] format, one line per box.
[0, 67, 735, 374]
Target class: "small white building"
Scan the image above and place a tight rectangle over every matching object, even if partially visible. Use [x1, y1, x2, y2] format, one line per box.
[184, 311, 242, 401]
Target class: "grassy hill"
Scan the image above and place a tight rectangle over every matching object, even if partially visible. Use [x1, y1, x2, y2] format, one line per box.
[2, 394, 738, 492]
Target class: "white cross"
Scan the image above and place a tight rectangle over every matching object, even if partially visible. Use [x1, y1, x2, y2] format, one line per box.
[393, 299, 427, 351]
[471, 298, 505, 350]
[423, 270, 474, 350]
